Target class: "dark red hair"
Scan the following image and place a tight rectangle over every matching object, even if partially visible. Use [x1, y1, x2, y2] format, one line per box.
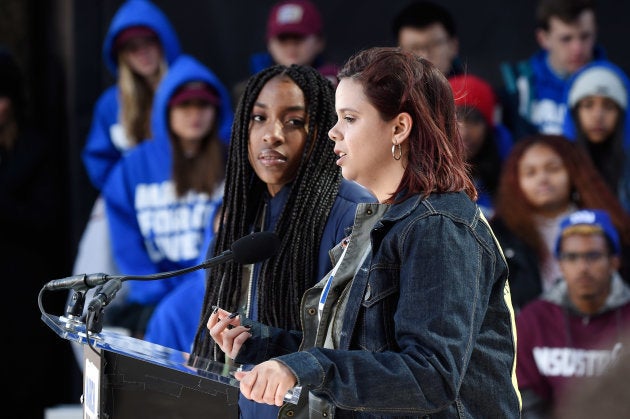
[337, 47, 476, 203]
[494, 134, 630, 260]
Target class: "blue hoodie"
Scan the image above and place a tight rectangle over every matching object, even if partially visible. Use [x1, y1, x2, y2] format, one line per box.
[501, 46, 606, 138]
[144, 180, 376, 351]
[526, 48, 607, 134]
[562, 60, 630, 212]
[82, 0, 182, 190]
[102, 54, 233, 306]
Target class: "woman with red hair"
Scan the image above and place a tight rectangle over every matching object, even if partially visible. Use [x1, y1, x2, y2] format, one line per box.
[490, 134, 630, 312]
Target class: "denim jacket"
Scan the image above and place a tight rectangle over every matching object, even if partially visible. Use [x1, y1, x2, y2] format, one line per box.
[236, 192, 521, 418]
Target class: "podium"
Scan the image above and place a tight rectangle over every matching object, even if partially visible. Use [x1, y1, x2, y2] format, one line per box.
[42, 313, 239, 418]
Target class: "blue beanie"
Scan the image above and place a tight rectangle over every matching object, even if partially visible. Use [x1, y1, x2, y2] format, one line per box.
[555, 209, 621, 257]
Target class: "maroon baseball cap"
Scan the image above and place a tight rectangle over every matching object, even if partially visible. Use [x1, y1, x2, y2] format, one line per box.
[115, 26, 158, 52]
[169, 82, 221, 107]
[266, 0, 323, 40]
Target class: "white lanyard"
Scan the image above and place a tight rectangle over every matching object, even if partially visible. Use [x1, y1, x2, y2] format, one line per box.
[318, 243, 349, 321]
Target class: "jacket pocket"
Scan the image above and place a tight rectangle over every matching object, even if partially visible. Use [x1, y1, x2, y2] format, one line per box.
[357, 267, 399, 352]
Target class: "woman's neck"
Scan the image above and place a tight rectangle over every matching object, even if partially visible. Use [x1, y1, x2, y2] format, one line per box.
[536, 202, 575, 219]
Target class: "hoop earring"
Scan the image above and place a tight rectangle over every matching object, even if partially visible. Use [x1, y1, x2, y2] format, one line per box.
[391, 143, 402, 161]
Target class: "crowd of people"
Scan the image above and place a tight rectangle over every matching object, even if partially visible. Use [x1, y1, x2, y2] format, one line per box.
[8, 0, 630, 417]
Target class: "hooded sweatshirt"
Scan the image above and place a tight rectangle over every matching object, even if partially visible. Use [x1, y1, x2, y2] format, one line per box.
[516, 272, 630, 416]
[102, 54, 233, 306]
[82, 0, 182, 190]
[501, 46, 606, 137]
[561, 60, 630, 212]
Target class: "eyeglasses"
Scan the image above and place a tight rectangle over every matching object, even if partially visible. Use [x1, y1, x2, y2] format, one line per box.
[558, 251, 609, 263]
[406, 38, 450, 55]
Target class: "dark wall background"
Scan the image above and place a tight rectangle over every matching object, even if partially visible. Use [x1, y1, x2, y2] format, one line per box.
[4, 0, 630, 246]
[62, 0, 630, 249]
[1, 0, 629, 413]
[61, 0, 630, 252]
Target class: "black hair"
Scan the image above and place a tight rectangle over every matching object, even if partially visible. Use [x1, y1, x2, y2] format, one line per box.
[391, 1, 457, 40]
[457, 106, 502, 200]
[536, 0, 595, 30]
[191, 64, 339, 360]
[571, 105, 625, 195]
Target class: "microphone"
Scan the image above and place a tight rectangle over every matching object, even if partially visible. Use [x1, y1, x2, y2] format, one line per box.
[87, 278, 123, 312]
[45, 231, 280, 291]
[206, 230, 280, 267]
[44, 272, 121, 292]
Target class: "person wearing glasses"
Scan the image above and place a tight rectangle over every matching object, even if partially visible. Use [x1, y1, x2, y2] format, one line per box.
[490, 134, 630, 312]
[391, 1, 463, 78]
[515, 208, 630, 419]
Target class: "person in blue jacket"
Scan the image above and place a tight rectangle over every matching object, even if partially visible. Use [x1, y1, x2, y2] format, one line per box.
[207, 47, 521, 418]
[70, 0, 182, 335]
[178, 64, 375, 419]
[83, 0, 181, 189]
[562, 60, 630, 213]
[232, 0, 339, 105]
[500, 0, 605, 139]
[143, 200, 221, 352]
[102, 54, 233, 337]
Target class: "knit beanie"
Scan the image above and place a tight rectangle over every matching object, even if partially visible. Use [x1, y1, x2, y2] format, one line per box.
[448, 74, 496, 126]
[568, 66, 627, 110]
[555, 209, 621, 257]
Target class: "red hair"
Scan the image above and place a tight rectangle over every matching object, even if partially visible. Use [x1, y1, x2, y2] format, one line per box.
[338, 47, 476, 203]
[494, 134, 630, 260]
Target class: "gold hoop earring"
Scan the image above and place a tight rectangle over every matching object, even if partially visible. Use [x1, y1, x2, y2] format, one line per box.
[391, 143, 402, 161]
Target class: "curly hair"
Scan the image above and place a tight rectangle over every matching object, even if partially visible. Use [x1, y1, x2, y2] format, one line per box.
[191, 64, 339, 360]
[494, 134, 630, 261]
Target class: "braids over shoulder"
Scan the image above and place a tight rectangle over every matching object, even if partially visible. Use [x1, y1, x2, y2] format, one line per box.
[191, 64, 340, 360]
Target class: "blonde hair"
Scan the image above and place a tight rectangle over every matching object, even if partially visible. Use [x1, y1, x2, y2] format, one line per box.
[560, 224, 605, 241]
[117, 56, 168, 144]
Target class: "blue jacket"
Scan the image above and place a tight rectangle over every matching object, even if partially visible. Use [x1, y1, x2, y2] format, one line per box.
[82, 0, 182, 190]
[561, 60, 630, 212]
[236, 192, 521, 418]
[501, 46, 606, 139]
[102, 54, 233, 306]
[142, 179, 375, 346]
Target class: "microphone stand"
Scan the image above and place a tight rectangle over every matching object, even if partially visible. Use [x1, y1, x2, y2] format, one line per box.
[64, 289, 87, 327]
[59, 251, 234, 332]
[43, 231, 280, 336]
[85, 278, 123, 334]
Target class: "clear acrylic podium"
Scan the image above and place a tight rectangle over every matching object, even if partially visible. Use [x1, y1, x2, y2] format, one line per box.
[42, 313, 239, 418]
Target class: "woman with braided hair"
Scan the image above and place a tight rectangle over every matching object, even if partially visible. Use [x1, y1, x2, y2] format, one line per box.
[147, 63, 374, 419]
[206, 47, 520, 418]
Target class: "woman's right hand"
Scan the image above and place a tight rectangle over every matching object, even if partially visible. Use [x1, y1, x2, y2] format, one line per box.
[207, 306, 251, 359]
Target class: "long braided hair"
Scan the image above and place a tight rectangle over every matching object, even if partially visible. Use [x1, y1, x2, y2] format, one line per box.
[191, 64, 339, 360]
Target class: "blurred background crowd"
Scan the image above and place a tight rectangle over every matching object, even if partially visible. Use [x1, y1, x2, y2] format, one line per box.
[2, 0, 630, 417]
